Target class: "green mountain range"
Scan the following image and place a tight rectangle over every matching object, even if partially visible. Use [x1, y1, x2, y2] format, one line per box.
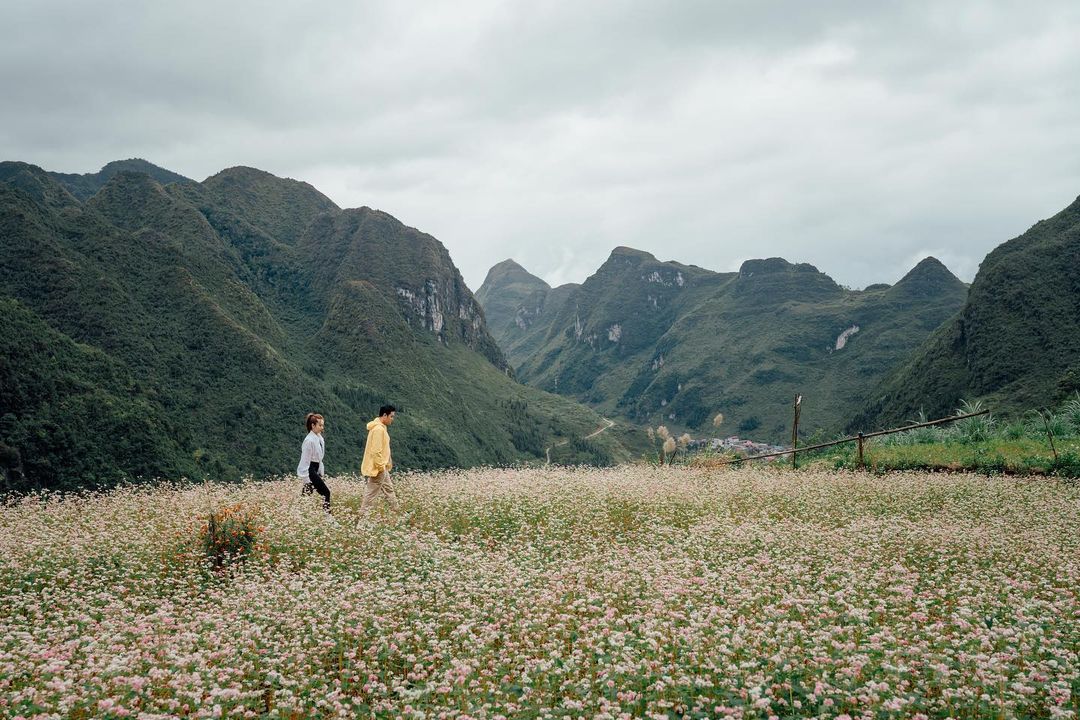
[47, 158, 195, 201]
[478, 249, 969, 442]
[0, 160, 627, 490]
[475, 259, 581, 363]
[851, 194, 1080, 429]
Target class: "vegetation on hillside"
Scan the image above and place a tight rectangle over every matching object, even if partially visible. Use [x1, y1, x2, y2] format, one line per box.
[47, 158, 195, 201]
[0, 161, 629, 491]
[479, 250, 968, 444]
[852, 193, 1080, 429]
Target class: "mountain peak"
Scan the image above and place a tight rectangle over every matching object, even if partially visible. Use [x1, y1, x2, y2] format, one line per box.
[738, 257, 822, 277]
[99, 159, 192, 184]
[478, 259, 546, 293]
[609, 246, 657, 260]
[46, 159, 193, 201]
[480, 259, 546, 288]
[734, 257, 840, 303]
[490, 258, 528, 274]
[889, 256, 966, 299]
[94, 169, 167, 195]
[0, 161, 81, 210]
[908, 255, 948, 274]
[595, 247, 660, 275]
[204, 165, 276, 183]
[85, 170, 195, 233]
[203, 166, 338, 208]
[476, 259, 552, 336]
[201, 166, 339, 244]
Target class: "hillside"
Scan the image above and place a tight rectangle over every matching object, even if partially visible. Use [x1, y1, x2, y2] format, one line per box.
[47, 158, 194, 201]
[479, 250, 968, 442]
[852, 194, 1080, 429]
[475, 259, 582, 363]
[474, 259, 552, 341]
[0, 160, 627, 490]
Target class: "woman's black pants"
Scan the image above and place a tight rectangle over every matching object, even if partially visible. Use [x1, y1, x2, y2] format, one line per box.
[304, 461, 330, 511]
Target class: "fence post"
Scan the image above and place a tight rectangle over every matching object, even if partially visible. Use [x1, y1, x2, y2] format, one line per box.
[1041, 411, 1059, 461]
[791, 394, 802, 469]
[857, 432, 865, 469]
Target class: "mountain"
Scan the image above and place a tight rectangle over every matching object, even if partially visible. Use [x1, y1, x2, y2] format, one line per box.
[504, 247, 725, 396]
[475, 259, 581, 360]
[851, 195, 1080, 429]
[199, 166, 339, 245]
[0, 160, 627, 490]
[475, 260, 551, 340]
[0, 296, 191, 486]
[478, 250, 968, 442]
[47, 158, 194, 201]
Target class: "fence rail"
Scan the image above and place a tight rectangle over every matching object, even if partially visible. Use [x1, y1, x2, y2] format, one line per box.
[714, 409, 991, 468]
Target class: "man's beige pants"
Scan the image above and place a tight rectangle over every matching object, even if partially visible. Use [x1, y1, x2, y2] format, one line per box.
[359, 469, 399, 513]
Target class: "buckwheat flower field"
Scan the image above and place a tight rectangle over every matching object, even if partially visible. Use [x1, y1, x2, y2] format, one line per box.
[2, 468, 1078, 719]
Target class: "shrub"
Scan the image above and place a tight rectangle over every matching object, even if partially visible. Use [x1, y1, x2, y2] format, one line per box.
[1051, 450, 1080, 478]
[199, 503, 263, 570]
[907, 410, 941, 444]
[1038, 411, 1072, 440]
[1060, 391, 1080, 434]
[953, 399, 994, 444]
[1002, 419, 1030, 440]
[738, 416, 761, 433]
[884, 410, 938, 446]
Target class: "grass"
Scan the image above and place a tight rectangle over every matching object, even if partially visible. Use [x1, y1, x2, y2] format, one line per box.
[808, 437, 1080, 477]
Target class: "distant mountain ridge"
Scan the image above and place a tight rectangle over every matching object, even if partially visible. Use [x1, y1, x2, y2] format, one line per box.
[475, 259, 551, 338]
[476, 259, 581, 356]
[478, 248, 969, 441]
[48, 158, 194, 201]
[0, 159, 626, 490]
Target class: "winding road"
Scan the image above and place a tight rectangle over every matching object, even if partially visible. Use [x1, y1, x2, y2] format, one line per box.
[545, 417, 616, 465]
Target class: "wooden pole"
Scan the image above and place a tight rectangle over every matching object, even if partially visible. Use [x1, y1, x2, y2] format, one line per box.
[857, 432, 865, 469]
[1042, 411, 1059, 461]
[791, 394, 802, 469]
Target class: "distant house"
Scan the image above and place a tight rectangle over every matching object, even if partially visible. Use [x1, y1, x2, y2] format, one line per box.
[698, 435, 789, 458]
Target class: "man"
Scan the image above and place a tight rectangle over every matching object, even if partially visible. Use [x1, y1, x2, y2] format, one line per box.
[359, 404, 398, 515]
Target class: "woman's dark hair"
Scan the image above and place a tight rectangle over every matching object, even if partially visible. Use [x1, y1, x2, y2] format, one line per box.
[306, 413, 324, 431]
[378, 405, 397, 417]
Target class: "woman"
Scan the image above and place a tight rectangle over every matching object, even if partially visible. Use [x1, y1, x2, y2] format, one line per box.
[297, 413, 331, 512]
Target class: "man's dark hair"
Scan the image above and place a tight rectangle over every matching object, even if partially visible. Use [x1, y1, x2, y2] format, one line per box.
[379, 404, 397, 417]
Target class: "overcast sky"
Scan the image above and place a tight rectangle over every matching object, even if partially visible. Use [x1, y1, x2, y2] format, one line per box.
[3, 1, 1079, 292]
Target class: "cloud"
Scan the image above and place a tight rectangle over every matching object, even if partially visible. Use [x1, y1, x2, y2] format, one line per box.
[2, 1, 1079, 291]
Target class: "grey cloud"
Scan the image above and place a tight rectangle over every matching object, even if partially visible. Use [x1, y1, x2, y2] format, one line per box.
[2, 1, 1079, 291]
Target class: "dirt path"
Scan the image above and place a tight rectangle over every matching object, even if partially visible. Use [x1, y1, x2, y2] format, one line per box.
[583, 417, 616, 439]
[546, 417, 615, 464]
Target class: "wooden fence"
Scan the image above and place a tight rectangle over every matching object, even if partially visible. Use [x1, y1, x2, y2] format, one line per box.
[714, 409, 991, 468]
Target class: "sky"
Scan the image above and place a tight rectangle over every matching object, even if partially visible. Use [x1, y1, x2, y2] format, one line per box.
[3, 1, 1079, 292]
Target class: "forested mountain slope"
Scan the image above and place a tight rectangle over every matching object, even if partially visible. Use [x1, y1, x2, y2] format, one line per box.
[0, 161, 626, 490]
